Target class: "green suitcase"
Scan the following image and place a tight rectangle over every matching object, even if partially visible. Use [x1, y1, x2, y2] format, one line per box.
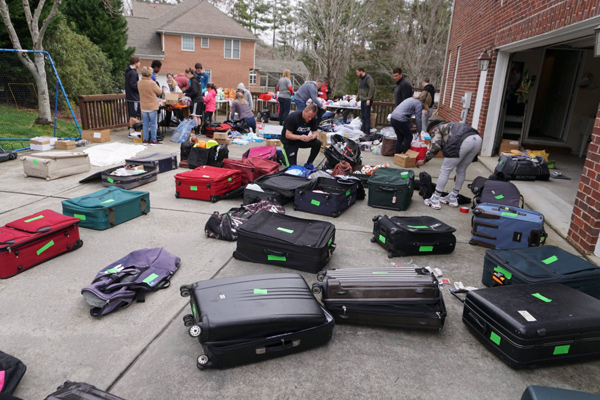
[61, 187, 150, 230]
[367, 168, 414, 211]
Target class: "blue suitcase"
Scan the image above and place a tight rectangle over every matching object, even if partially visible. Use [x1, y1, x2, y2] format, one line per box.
[470, 203, 547, 249]
[522, 385, 600, 400]
[482, 245, 600, 298]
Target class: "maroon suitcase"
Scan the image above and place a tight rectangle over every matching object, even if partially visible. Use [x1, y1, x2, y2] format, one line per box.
[0, 209, 83, 279]
[175, 165, 242, 202]
[222, 158, 280, 185]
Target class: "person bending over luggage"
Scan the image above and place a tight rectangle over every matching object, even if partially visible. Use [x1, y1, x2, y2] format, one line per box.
[184, 68, 204, 135]
[203, 82, 217, 127]
[280, 103, 322, 167]
[230, 90, 257, 133]
[390, 91, 431, 155]
[416, 121, 483, 210]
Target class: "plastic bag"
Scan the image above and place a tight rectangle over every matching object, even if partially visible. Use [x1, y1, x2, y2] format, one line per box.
[170, 119, 196, 143]
[380, 126, 396, 137]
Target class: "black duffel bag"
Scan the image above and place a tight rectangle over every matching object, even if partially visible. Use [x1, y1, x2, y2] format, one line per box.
[493, 155, 550, 181]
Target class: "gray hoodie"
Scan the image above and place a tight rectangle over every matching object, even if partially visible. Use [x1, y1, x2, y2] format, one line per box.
[237, 83, 253, 110]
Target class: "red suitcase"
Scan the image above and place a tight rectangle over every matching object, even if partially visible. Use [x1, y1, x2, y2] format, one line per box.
[222, 157, 280, 185]
[0, 210, 83, 279]
[175, 165, 242, 202]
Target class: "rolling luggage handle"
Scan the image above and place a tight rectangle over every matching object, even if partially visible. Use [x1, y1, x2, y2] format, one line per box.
[256, 339, 300, 354]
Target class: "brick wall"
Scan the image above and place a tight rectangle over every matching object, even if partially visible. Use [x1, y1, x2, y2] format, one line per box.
[139, 34, 255, 90]
[567, 105, 600, 254]
[438, 0, 600, 129]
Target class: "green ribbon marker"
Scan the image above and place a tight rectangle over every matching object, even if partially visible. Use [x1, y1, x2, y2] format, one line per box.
[32, 159, 39, 165]
[143, 273, 159, 284]
[372, 271, 388, 274]
[192, 304, 197, 319]
[408, 225, 428, 229]
[101, 199, 114, 204]
[24, 215, 44, 223]
[532, 293, 552, 303]
[277, 227, 294, 234]
[328, 237, 333, 247]
[190, 186, 198, 191]
[74, 214, 87, 221]
[498, 160, 503, 165]
[501, 212, 518, 217]
[553, 345, 570, 355]
[379, 234, 386, 244]
[267, 255, 286, 261]
[36, 240, 54, 256]
[494, 194, 505, 199]
[493, 266, 512, 280]
[346, 190, 351, 196]
[490, 331, 501, 346]
[254, 289, 268, 294]
[105, 267, 120, 274]
[228, 177, 232, 182]
[542, 255, 558, 264]
[107, 177, 114, 184]
[311, 199, 321, 206]
[419, 246, 433, 252]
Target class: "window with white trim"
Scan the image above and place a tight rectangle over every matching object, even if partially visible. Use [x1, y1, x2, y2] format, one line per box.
[181, 36, 194, 51]
[201, 37, 209, 48]
[442, 51, 452, 105]
[205, 69, 212, 82]
[449, 45, 461, 109]
[249, 70, 257, 85]
[224, 39, 240, 59]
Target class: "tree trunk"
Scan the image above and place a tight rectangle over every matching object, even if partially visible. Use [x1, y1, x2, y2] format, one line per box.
[33, 52, 52, 125]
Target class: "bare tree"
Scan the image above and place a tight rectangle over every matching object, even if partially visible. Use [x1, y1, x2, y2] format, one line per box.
[299, 0, 372, 93]
[0, 0, 61, 124]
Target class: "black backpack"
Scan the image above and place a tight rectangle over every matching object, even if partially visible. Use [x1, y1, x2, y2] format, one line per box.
[469, 176, 523, 209]
[0, 351, 26, 396]
[187, 144, 229, 169]
[418, 172, 434, 199]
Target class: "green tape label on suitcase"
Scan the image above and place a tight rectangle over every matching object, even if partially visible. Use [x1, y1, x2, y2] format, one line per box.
[268, 255, 286, 261]
[498, 160, 503, 165]
[419, 246, 433, 252]
[532, 293, 552, 303]
[32, 159, 39, 165]
[24, 215, 44, 223]
[143, 273, 159, 285]
[74, 214, 86, 221]
[36, 240, 54, 256]
[190, 186, 198, 191]
[277, 227, 294, 234]
[501, 212, 517, 217]
[311, 199, 320, 206]
[328, 237, 333, 247]
[494, 194, 504, 199]
[107, 177, 114, 183]
[493, 266, 512, 280]
[490, 331, 501, 346]
[408, 225, 428, 229]
[254, 289, 268, 295]
[101, 199, 115, 204]
[553, 345, 570, 355]
[379, 235, 386, 244]
[542, 255, 558, 264]
[228, 177, 232, 182]
[372, 271, 388, 274]
[192, 304, 197, 319]
[346, 190, 351, 196]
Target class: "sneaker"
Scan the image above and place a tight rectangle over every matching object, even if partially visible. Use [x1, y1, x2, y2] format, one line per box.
[440, 195, 459, 207]
[142, 140, 148, 145]
[150, 140, 159, 146]
[424, 197, 441, 210]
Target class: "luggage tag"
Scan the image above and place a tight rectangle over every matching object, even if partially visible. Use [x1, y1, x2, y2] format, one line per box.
[392, 195, 397, 204]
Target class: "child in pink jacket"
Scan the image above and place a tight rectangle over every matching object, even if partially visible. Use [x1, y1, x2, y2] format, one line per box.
[203, 83, 217, 127]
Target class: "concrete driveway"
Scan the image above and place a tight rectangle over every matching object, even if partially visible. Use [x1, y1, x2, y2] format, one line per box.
[1, 130, 599, 400]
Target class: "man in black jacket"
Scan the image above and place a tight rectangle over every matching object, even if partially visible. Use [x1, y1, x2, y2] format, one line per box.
[393, 67, 413, 107]
[125, 55, 141, 136]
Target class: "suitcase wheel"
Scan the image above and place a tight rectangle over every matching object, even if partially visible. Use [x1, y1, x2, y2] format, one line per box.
[210, 196, 219, 203]
[189, 324, 202, 338]
[316, 271, 326, 282]
[372, 215, 381, 222]
[175, 192, 180, 198]
[370, 236, 377, 243]
[69, 239, 84, 251]
[180, 287, 191, 297]
[388, 252, 394, 258]
[197, 354, 210, 370]
[311, 283, 322, 294]
[468, 239, 478, 246]
[293, 205, 298, 211]
[183, 314, 194, 327]
[331, 212, 340, 218]
[8, 153, 17, 160]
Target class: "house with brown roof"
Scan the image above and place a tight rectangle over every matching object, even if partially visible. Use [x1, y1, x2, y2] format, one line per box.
[253, 59, 310, 92]
[125, 0, 258, 90]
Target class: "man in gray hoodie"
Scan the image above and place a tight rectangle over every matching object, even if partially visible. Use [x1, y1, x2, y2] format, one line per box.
[237, 83, 253, 110]
[294, 79, 327, 112]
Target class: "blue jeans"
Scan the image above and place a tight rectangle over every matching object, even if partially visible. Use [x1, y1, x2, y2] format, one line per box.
[278, 97, 292, 125]
[244, 116, 256, 133]
[391, 118, 412, 154]
[361, 101, 371, 134]
[294, 99, 306, 111]
[142, 110, 158, 142]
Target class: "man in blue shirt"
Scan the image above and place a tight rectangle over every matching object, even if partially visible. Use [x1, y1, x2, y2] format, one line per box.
[151, 60, 162, 86]
[195, 63, 209, 94]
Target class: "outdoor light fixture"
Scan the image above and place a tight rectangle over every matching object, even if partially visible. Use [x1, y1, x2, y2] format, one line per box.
[595, 25, 600, 57]
[478, 50, 492, 71]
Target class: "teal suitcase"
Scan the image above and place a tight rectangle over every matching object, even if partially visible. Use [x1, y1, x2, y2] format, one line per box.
[61, 187, 150, 230]
[367, 168, 414, 211]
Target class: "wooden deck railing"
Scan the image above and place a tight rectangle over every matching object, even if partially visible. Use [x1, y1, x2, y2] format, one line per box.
[79, 94, 128, 130]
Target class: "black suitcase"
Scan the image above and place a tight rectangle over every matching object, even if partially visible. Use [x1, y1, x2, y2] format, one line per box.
[243, 173, 316, 205]
[482, 245, 600, 298]
[233, 210, 336, 273]
[471, 178, 523, 208]
[179, 273, 335, 369]
[521, 385, 600, 400]
[125, 152, 177, 174]
[101, 163, 158, 189]
[293, 177, 358, 217]
[312, 267, 446, 330]
[0, 146, 17, 162]
[372, 215, 456, 258]
[462, 283, 600, 368]
[494, 154, 550, 181]
[43, 381, 125, 399]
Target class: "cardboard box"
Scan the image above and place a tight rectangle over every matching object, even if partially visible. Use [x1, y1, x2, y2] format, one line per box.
[213, 132, 228, 140]
[499, 139, 520, 154]
[215, 138, 231, 145]
[318, 131, 328, 148]
[30, 136, 57, 151]
[266, 139, 280, 147]
[165, 92, 182, 105]
[55, 140, 76, 150]
[394, 149, 420, 168]
[370, 112, 378, 127]
[81, 129, 111, 143]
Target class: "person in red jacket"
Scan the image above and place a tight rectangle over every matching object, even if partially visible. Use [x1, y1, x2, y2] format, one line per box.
[319, 77, 330, 101]
[203, 83, 217, 127]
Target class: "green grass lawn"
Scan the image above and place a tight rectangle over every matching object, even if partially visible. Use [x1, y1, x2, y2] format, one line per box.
[0, 104, 80, 150]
